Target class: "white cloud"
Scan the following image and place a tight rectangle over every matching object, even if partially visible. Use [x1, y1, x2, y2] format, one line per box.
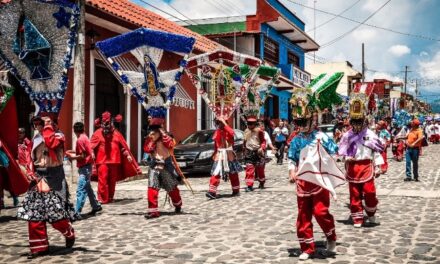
[362, 0, 384, 12]
[352, 28, 378, 42]
[419, 51, 429, 57]
[419, 51, 440, 79]
[388, 45, 411, 57]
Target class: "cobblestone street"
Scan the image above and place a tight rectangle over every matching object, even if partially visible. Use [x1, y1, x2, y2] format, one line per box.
[1, 145, 439, 264]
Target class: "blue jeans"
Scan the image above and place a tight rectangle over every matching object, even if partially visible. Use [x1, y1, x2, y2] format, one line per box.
[405, 148, 419, 179]
[76, 164, 101, 213]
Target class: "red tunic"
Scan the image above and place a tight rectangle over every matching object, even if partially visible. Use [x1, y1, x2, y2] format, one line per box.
[90, 128, 141, 181]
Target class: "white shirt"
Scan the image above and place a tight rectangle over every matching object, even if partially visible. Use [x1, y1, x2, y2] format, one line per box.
[264, 131, 272, 146]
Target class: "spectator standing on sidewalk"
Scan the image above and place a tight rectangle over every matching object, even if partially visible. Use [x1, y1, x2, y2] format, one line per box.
[272, 121, 289, 165]
[404, 119, 425, 182]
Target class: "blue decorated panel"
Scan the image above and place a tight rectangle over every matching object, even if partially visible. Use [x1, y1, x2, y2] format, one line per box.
[0, 0, 79, 113]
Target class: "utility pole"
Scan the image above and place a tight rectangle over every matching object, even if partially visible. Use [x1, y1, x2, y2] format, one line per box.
[415, 79, 418, 97]
[404, 65, 409, 94]
[71, 0, 86, 180]
[361, 43, 365, 82]
[73, 0, 85, 129]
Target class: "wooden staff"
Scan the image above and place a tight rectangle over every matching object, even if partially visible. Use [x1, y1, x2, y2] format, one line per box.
[170, 149, 194, 195]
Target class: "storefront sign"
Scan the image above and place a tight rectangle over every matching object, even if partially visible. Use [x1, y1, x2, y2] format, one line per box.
[293, 66, 310, 88]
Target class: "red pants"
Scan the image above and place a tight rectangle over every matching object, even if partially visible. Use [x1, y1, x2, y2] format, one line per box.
[349, 179, 378, 224]
[430, 135, 439, 143]
[147, 187, 182, 217]
[208, 173, 240, 194]
[97, 164, 119, 204]
[245, 163, 265, 187]
[394, 142, 405, 161]
[28, 219, 74, 253]
[380, 150, 388, 173]
[296, 189, 336, 254]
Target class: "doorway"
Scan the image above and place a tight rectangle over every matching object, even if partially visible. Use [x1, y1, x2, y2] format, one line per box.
[94, 60, 126, 137]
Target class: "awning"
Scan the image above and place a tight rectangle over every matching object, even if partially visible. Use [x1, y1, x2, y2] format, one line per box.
[98, 54, 195, 109]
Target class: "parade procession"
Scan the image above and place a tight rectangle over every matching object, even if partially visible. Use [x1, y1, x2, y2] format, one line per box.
[1, 0, 440, 263]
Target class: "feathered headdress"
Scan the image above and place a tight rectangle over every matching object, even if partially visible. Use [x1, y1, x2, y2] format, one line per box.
[309, 72, 344, 110]
[348, 92, 368, 120]
[0, 0, 80, 117]
[95, 28, 195, 127]
[242, 65, 281, 121]
[185, 50, 262, 120]
[289, 87, 315, 119]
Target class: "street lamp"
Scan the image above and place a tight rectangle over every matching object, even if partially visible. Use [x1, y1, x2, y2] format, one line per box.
[86, 28, 100, 50]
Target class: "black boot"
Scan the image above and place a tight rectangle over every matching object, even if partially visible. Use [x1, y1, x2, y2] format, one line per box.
[245, 186, 254, 192]
[205, 192, 217, 199]
[27, 250, 49, 259]
[66, 237, 75, 248]
[175, 207, 182, 214]
[258, 182, 265, 189]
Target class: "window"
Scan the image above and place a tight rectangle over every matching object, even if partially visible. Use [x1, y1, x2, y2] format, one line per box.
[288, 51, 300, 67]
[263, 37, 279, 65]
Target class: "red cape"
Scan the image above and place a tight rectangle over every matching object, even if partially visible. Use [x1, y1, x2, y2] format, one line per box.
[0, 96, 29, 195]
[90, 128, 141, 182]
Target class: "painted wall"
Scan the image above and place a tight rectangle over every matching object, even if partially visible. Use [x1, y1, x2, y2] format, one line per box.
[261, 23, 305, 70]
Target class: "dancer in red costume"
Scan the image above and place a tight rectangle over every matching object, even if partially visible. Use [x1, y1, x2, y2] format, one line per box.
[243, 116, 267, 192]
[143, 122, 184, 219]
[205, 117, 242, 199]
[338, 93, 384, 228]
[376, 121, 391, 174]
[287, 87, 344, 261]
[17, 115, 78, 259]
[90, 112, 141, 204]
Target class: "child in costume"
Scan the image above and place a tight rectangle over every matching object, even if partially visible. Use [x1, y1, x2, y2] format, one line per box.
[338, 92, 384, 228]
[205, 117, 242, 199]
[143, 118, 183, 218]
[287, 87, 344, 261]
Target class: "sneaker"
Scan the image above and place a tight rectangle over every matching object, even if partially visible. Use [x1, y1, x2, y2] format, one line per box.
[66, 237, 75, 248]
[404, 178, 412, 182]
[245, 186, 254, 192]
[326, 239, 336, 253]
[354, 223, 362, 228]
[205, 192, 217, 199]
[299, 252, 310, 260]
[258, 182, 265, 189]
[367, 216, 378, 224]
[174, 207, 182, 214]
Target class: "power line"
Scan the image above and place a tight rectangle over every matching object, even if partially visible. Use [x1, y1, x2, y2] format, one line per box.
[285, 0, 440, 42]
[319, 0, 392, 48]
[211, 0, 242, 16]
[306, 0, 361, 33]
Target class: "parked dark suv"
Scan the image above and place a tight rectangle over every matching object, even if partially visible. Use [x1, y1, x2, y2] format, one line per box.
[174, 129, 245, 175]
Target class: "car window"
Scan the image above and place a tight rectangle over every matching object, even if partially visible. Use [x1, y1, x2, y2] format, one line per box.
[181, 131, 214, 144]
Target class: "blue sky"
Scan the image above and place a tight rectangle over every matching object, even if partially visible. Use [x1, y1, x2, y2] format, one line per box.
[135, 0, 440, 102]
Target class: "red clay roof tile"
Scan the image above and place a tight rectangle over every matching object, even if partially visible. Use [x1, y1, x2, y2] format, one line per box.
[86, 0, 219, 53]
